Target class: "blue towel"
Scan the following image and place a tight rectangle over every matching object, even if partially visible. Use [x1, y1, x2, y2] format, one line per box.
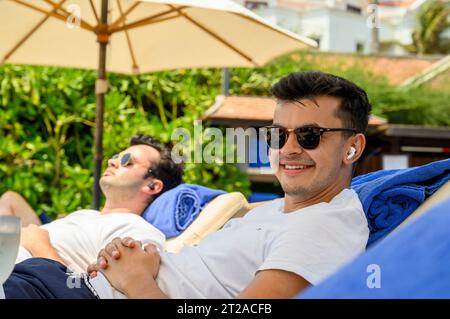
[351, 158, 450, 246]
[248, 192, 281, 203]
[142, 184, 226, 238]
[298, 197, 450, 299]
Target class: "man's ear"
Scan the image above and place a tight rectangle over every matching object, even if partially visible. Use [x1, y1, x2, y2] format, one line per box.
[343, 133, 366, 165]
[141, 179, 164, 196]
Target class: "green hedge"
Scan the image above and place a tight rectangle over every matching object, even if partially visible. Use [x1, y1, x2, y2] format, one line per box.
[1, 51, 449, 218]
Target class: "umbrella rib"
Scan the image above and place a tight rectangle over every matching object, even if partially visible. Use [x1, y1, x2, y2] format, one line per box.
[42, 0, 96, 31]
[230, 12, 316, 48]
[2, 0, 68, 63]
[10, 0, 95, 32]
[109, 2, 141, 31]
[116, 0, 139, 73]
[169, 5, 256, 66]
[89, 0, 100, 25]
[109, 7, 184, 34]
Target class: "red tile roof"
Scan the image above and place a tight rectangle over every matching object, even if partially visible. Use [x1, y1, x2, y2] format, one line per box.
[202, 95, 387, 126]
[378, 0, 417, 8]
[297, 52, 439, 85]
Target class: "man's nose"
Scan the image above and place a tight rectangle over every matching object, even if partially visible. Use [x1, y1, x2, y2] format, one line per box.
[107, 157, 119, 168]
[280, 131, 304, 155]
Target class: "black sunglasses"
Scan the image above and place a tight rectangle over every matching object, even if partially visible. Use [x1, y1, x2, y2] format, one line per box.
[111, 153, 153, 175]
[263, 125, 357, 150]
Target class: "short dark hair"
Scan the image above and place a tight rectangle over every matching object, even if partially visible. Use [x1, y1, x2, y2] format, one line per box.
[269, 71, 372, 134]
[129, 134, 183, 195]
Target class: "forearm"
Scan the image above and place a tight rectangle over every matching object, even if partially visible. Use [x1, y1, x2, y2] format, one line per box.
[124, 278, 168, 299]
[29, 242, 66, 266]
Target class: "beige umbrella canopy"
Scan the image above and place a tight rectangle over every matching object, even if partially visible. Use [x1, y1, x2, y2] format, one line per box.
[0, 0, 316, 208]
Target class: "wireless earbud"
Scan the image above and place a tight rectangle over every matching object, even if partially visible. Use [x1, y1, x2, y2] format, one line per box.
[347, 147, 356, 160]
[148, 183, 155, 190]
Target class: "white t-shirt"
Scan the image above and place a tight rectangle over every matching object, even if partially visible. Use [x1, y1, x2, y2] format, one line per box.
[16, 210, 165, 274]
[155, 188, 369, 298]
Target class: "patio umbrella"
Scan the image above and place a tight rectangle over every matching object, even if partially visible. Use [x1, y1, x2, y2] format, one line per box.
[0, 0, 316, 209]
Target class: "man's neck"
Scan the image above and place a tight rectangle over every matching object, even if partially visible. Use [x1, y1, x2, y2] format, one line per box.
[283, 180, 350, 213]
[101, 200, 145, 216]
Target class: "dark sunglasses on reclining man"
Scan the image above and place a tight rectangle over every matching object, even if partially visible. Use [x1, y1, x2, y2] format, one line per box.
[262, 125, 357, 150]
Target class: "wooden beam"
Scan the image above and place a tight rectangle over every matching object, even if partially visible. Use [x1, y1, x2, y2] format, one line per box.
[230, 12, 316, 48]
[10, 0, 95, 32]
[42, 0, 96, 31]
[110, 13, 180, 33]
[109, 2, 141, 31]
[2, 0, 67, 63]
[116, 0, 139, 72]
[170, 5, 256, 65]
[89, 0, 100, 24]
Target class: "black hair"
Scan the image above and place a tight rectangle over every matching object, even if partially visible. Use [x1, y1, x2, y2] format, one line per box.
[129, 134, 183, 195]
[269, 71, 372, 135]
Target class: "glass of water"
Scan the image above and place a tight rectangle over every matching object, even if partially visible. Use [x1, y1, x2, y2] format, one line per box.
[0, 216, 21, 287]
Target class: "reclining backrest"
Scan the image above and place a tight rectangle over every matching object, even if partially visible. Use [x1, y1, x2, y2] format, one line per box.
[165, 192, 249, 253]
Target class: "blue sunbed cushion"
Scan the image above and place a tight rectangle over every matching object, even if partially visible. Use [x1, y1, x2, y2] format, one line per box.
[298, 197, 450, 298]
[351, 158, 450, 246]
[142, 184, 226, 238]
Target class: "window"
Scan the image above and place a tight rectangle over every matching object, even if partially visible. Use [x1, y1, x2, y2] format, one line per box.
[346, 4, 361, 14]
[356, 42, 364, 53]
[244, 1, 268, 10]
[310, 36, 321, 47]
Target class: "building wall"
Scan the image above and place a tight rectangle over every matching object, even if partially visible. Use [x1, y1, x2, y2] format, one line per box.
[298, 9, 331, 50]
[326, 8, 371, 53]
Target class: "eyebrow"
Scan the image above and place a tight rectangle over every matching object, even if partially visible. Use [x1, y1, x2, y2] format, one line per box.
[294, 98, 320, 108]
[271, 122, 321, 128]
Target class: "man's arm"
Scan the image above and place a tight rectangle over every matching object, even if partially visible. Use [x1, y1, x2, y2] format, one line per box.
[0, 191, 42, 226]
[92, 238, 310, 299]
[21, 225, 66, 265]
[237, 269, 310, 299]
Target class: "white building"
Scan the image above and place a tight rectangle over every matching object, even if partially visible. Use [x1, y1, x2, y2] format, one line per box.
[235, 0, 448, 55]
[234, 0, 373, 53]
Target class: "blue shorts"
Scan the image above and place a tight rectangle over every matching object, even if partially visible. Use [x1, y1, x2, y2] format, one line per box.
[3, 258, 98, 299]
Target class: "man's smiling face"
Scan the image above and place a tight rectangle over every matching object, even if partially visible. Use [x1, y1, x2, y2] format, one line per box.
[270, 95, 350, 198]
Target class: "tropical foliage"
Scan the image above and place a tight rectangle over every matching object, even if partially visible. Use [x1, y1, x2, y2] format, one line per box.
[409, 0, 450, 54]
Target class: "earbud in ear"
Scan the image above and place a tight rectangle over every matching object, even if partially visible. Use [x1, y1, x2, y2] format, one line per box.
[148, 183, 155, 190]
[347, 147, 356, 160]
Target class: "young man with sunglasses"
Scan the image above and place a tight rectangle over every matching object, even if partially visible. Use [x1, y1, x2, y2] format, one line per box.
[87, 71, 371, 299]
[1, 134, 183, 298]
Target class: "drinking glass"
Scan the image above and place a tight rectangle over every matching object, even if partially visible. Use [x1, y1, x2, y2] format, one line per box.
[0, 216, 21, 298]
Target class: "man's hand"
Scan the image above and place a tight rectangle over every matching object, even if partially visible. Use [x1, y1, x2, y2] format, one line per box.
[20, 224, 66, 265]
[87, 237, 140, 278]
[20, 224, 51, 255]
[88, 237, 164, 298]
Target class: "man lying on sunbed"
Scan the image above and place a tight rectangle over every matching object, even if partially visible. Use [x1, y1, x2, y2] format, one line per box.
[2, 71, 370, 299]
[0, 134, 183, 273]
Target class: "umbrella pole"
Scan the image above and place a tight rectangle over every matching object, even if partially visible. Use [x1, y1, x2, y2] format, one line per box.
[92, 0, 109, 210]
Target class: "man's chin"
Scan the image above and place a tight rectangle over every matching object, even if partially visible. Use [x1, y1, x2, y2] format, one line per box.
[283, 188, 309, 197]
[99, 179, 113, 192]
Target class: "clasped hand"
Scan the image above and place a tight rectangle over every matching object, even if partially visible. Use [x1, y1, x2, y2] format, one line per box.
[87, 237, 161, 296]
